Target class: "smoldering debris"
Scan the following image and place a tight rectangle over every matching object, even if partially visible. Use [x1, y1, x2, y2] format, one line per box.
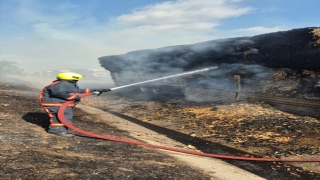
[94, 26, 320, 166]
[97, 27, 320, 102]
[99, 27, 320, 73]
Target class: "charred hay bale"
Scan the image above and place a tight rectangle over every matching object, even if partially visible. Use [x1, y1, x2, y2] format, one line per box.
[99, 27, 320, 73]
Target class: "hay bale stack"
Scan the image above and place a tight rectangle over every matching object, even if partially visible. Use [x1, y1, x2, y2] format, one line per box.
[99, 27, 320, 73]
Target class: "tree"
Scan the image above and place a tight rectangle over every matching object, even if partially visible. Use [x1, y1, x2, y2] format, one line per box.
[0, 60, 25, 78]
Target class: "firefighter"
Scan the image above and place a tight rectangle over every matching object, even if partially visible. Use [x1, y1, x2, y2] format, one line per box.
[38, 72, 108, 137]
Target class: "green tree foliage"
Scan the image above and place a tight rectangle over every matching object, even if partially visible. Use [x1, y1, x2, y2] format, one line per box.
[0, 60, 24, 77]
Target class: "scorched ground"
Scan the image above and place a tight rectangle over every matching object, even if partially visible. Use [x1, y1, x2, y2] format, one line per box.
[0, 83, 213, 180]
[1, 81, 320, 179]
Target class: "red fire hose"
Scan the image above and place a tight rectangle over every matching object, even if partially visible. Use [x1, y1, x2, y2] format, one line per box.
[57, 93, 320, 162]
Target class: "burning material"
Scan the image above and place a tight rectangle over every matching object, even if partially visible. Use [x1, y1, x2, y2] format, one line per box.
[258, 68, 320, 100]
[109, 67, 218, 91]
[311, 28, 320, 46]
[100, 27, 320, 93]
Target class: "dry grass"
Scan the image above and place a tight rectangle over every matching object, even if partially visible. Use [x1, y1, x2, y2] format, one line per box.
[178, 103, 298, 122]
[311, 28, 320, 46]
[81, 97, 108, 108]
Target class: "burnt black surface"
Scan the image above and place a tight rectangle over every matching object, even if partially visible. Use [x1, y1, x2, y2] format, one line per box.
[0, 84, 212, 180]
[104, 109, 320, 180]
[99, 27, 320, 72]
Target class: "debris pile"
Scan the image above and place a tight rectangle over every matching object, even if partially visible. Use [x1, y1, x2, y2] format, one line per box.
[259, 69, 320, 100]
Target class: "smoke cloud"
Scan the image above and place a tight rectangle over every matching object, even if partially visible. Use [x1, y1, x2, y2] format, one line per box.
[99, 27, 320, 101]
[1, 0, 287, 74]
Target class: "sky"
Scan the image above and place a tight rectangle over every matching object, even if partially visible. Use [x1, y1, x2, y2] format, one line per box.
[0, 0, 319, 72]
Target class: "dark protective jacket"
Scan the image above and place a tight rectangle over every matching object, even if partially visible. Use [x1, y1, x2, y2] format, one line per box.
[38, 80, 91, 107]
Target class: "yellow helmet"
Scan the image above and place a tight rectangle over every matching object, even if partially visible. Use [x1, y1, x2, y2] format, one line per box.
[56, 72, 84, 81]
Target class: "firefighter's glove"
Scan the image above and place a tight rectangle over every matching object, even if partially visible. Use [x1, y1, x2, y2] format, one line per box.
[74, 96, 81, 102]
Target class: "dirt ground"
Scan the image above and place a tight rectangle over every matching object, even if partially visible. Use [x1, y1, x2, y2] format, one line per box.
[105, 98, 320, 160]
[82, 90, 320, 179]
[0, 83, 214, 180]
[1, 81, 320, 180]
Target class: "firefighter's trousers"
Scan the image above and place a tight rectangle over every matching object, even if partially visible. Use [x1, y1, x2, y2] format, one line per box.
[43, 106, 73, 133]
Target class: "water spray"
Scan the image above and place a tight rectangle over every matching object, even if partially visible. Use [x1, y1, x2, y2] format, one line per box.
[57, 65, 320, 162]
[97, 66, 218, 95]
[58, 92, 320, 162]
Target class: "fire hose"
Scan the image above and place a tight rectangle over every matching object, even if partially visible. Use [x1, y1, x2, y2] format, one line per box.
[57, 94, 320, 162]
[56, 67, 320, 162]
